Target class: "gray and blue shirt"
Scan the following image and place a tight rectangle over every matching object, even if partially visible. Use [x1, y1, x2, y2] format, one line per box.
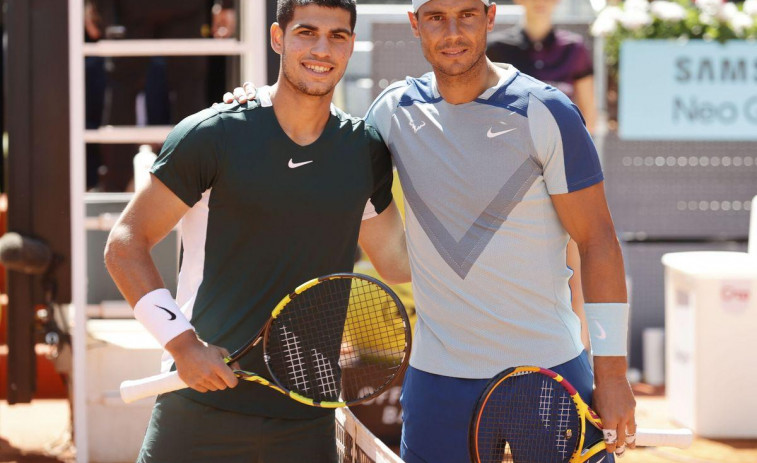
[366, 64, 603, 378]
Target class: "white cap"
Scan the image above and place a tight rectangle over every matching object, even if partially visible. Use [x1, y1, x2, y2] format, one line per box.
[412, 0, 491, 12]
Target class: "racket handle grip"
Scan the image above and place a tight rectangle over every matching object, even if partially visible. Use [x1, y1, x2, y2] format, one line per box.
[636, 428, 694, 448]
[120, 371, 188, 404]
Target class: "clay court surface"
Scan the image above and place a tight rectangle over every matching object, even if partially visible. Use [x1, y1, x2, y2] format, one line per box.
[1, 385, 756, 463]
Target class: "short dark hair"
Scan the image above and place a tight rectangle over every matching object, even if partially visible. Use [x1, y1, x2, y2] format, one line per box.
[277, 0, 358, 33]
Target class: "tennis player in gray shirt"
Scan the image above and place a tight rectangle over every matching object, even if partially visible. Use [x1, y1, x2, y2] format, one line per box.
[227, 0, 636, 461]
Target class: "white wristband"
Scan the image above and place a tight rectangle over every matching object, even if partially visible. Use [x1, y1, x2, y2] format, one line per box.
[133, 288, 194, 347]
[585, 302, 629, 356]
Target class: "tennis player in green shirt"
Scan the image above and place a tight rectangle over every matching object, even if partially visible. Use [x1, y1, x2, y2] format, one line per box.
[105, 1, 409, 462]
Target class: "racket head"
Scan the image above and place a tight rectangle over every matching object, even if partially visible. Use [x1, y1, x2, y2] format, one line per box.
[262, 273, 411, 407]
[469, 366, 586, 463]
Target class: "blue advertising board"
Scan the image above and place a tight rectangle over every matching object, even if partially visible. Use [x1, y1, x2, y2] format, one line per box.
[619, 40, 757, 141]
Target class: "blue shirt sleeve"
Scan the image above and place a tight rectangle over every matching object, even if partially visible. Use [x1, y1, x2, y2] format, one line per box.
[527, 89, 603, 194]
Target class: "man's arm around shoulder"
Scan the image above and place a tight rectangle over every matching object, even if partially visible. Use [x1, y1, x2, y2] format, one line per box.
[358, 200, 410, 285]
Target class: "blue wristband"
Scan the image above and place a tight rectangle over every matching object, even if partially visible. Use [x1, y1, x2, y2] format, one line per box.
[585, 302, 630, 356]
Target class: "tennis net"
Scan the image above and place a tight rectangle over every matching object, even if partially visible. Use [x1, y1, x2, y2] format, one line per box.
[336, 408, 404, 463]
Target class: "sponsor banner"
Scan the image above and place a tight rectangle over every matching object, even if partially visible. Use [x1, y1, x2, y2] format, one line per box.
[619, 40, 757, 141]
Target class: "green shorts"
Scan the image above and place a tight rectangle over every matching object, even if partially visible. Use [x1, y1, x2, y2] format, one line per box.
[138, 393, 337, 463]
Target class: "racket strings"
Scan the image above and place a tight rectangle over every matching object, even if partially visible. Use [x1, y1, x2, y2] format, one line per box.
[311, 349, 339, 398]
[474, 372, 581, 463]
[279, 324, 309, 392]
[555, 394, 574, 459]
[538, 380, 555, 428]
[265, 277, 409, 404]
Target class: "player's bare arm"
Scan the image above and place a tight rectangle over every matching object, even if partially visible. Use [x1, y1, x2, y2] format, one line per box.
[359, 200, 410, 285]
[551, 181, 636, 455]
[104, 174, 238, 393]
[573, 75, 597, 134]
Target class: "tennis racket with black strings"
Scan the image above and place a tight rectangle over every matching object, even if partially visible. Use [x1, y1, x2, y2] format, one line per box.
[120, 273, 412, 408]
[470, 366, 693, 463]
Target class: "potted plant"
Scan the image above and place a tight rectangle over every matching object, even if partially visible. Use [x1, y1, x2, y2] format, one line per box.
[591, 0, 757, 126]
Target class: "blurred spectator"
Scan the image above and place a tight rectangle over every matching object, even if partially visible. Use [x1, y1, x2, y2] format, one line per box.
[487, 0, 596, 133]
[85, 1, 107, 190]
[87, 0, 235, 191]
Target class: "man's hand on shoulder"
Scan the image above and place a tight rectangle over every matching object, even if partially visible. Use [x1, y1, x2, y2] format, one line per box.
[166, 330, 239, 393]
[223, 82, 258, 105]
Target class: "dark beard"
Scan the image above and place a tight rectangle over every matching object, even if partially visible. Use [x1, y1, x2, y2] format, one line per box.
[291, 79, 332, 97]
[432, 48, 487, 79]
[281, 52, 334, 97]
[421, 31, 488, 80]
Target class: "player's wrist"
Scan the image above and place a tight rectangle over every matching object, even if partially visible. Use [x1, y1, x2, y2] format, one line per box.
[133, 288, 195, 347]
[593, 356, 628, 382]
[585, 302, 629, 356]
[164, 329, 201, 357]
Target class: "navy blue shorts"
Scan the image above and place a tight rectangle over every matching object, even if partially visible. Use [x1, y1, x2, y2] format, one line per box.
[399, 352, 614, 463]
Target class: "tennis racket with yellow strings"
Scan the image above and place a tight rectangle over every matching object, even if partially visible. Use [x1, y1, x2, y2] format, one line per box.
[470, 366, 693, 463]
[120, 273, 411, 408]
